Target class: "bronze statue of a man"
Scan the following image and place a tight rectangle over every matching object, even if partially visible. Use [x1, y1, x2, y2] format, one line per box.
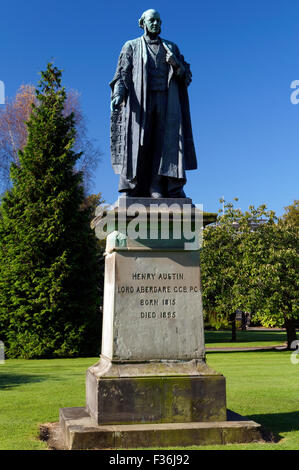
[110, 9, 197, 198]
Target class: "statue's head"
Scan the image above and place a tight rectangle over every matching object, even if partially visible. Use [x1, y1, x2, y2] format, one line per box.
[139, 9, 162, 36]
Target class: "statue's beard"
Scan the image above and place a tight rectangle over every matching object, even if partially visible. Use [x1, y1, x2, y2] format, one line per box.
[145, 25, 161, 37]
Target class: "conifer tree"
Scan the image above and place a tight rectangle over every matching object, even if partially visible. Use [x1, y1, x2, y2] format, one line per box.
[0, 64, 100, 358]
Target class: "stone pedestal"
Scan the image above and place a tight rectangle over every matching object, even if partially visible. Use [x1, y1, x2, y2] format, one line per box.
[86, 359, 226, 425]
[59, 198, 262, 449]
[100, 250, 205, 362]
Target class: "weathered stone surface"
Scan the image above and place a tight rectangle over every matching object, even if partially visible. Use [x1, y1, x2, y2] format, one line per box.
[101, 251, 205, 362]
[59, 407, 264, 450]
[87, 356, 222, 378]
[86, 360, 226, 425]
[116, 196, 193, 208]
[58, 199, 262, 449]
[93, 197, 203, 251]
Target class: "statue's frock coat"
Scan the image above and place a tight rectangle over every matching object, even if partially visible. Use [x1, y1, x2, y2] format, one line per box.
[110, 36, 197, 184]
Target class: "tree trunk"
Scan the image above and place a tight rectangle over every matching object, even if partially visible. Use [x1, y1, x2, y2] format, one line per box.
[230, 312, 237, 342]
[284, 318, 297, 349]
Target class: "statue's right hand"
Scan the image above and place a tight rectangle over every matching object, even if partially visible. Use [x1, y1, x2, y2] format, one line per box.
[111, 95, 123, 112]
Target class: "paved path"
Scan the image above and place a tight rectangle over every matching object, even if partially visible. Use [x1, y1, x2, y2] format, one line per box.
[247, 327, 299, 332]
[206, 344, 287, 352]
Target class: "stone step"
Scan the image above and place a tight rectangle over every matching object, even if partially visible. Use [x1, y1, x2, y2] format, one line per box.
[59, 407, 263, 450]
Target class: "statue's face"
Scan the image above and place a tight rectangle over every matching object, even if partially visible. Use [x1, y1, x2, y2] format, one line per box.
[143, 10, 161, 35]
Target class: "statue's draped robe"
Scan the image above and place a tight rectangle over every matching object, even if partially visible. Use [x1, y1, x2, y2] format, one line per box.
[110, 36, 197, 186]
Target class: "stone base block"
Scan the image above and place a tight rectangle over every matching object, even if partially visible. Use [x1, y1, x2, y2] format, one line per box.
[59, 407, 263, 450]
[86, 358, 227, 425]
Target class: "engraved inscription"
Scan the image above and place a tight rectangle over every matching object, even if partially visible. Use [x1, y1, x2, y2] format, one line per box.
[117, 270, 199, 320]
[132, 272, 184, 280]
[108, 251, 205, 361]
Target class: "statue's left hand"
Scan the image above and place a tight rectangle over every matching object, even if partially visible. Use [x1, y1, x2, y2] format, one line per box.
[166, 51, 186, 78]
[166, 51, 179, 68]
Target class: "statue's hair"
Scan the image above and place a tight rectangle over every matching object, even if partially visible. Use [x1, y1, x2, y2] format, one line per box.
[138, 9, 161, 29]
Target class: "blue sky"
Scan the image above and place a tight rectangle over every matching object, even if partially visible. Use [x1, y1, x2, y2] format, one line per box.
[1, 0, 298, 216]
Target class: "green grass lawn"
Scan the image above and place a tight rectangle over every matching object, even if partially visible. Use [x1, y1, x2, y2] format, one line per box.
[204, 329, 287, 349]
[196, 349, 299, 450]
[0, 357, 90, 450]
[0, 340, 298, 450]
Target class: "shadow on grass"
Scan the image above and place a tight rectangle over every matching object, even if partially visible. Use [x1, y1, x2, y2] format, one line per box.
[0, 373, 55, 390]
[246, 411, 299, 441]
[227, 409, 296, 443]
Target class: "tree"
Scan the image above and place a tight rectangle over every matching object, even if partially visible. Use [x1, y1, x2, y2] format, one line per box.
[200, 200, 251, 341]
[281, 200, 299, 228]
[242, 215, 298, 349]
[0, 64, 100, 358]
[201, 201, 298, 348]
[0, 84, 100, 193]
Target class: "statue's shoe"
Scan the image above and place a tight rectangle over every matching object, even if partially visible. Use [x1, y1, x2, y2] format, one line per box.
[150, 191, 164, 198]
